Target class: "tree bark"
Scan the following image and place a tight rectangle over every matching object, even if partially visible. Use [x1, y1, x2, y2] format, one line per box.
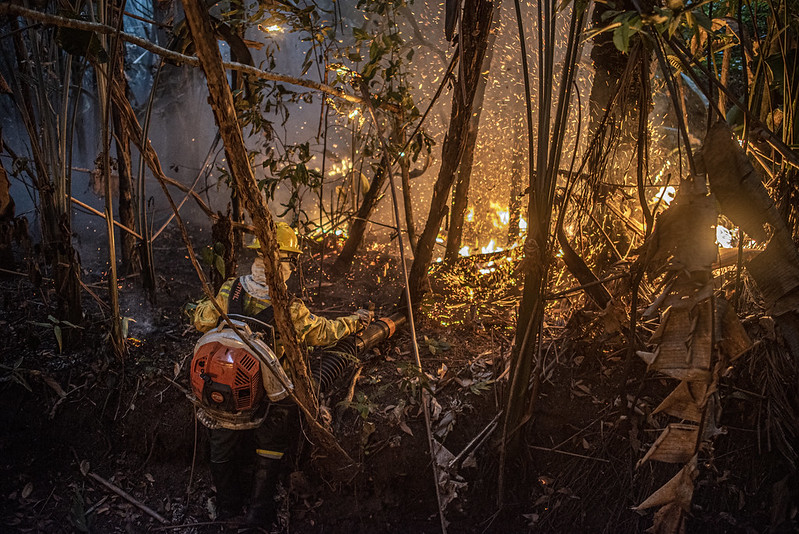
[445, 0, 500, 262]
[181, 0, 352, 467]
[332, 163, 387, 275]
[112, 56, 140, 276]
[406, 0, 495, 305]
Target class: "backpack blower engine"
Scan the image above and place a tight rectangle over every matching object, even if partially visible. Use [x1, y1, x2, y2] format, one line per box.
[190, 312, 407, 429]
[189, 320, 293, 430]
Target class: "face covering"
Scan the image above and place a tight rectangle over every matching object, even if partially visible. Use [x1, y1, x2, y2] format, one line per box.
[280, 260, 293, 281]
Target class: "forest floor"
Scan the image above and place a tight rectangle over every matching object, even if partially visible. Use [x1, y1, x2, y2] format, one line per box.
[1, 229, 797, 534]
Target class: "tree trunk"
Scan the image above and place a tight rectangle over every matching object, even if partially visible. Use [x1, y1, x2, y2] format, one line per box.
[112, 55, 140, 276]
[332, 163, 387, 275]
[10, 21, 82, 337]
[397, 115, 418, 253]
[181, 0, 353, 468]
[444, 0, 500, 262]
[406, 0, 495, 305]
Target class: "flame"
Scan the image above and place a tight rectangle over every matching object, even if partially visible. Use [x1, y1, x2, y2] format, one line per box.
[481, 239, 503, 254]
[348, 109, 360, 119]
[459, 246, 470, 256]
[329, 158, 353, 178]
[651, 185, 676, 206]
[466, 207, 474, 222]
[258, 24, 284, 33]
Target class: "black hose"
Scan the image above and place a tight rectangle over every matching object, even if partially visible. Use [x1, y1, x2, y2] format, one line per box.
[312, 313, 407, 392]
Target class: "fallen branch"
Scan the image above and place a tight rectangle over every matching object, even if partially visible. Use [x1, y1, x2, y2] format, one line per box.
[87, 471, 168, 524]
[449, 410, 501, 469]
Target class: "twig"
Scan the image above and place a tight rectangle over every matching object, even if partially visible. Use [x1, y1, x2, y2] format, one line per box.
[527, 445, 610, 463]
[449, 411, 502, 469]
[87, 471, 168, 523]
[546, 273, 629, 300]
[159, 373, 190, 396]
[69, 196, 142, 240]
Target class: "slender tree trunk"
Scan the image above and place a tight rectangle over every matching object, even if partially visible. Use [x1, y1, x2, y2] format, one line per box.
[112, 55, 140, 275]
[332, 163, 387, 274]
[445, 0, 500, 262]
[181, 0, 352, 467]
[397, 115, 418, 253]
[407, 0, 495, 305]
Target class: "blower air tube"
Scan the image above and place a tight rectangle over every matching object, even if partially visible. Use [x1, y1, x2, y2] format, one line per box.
[313, 312, 407, 393]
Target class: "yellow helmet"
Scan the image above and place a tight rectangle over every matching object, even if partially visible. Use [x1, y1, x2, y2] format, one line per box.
[247, 222, 303, 254]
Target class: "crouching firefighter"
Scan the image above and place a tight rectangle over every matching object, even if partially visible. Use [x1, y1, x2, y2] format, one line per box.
[187, 223, 373, 526]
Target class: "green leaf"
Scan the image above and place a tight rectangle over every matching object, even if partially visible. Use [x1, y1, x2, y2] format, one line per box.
[613, 21, 630, 53]
[54, 325, 63, 352]
[692, 10, 712, 30]
[353, 27, 370, 41]
[214, 255, 226, 278]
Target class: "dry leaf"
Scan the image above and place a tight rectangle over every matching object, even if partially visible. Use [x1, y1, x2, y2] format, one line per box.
[637, 424, 698, 467]
[646, 502, 689, 534]
[652, 381, 708, 422]
[634, 455, 698, 511]
[43, 376, 66, 398]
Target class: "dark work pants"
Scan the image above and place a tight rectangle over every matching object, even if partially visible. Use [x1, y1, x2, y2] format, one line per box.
[208, 402, 300, 513]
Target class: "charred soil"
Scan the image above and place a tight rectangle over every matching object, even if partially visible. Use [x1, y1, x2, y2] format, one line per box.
[1, 234, 797, 533]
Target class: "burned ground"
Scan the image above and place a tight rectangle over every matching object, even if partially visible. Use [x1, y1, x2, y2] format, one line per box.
[1, 233, 797, 534]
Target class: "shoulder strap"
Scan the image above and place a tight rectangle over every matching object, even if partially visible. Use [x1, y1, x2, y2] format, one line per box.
[228, 277, 276, 328]
[228, 278, 246, 315]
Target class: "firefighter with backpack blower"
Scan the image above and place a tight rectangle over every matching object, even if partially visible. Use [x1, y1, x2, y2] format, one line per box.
[187, 222, 372, 527]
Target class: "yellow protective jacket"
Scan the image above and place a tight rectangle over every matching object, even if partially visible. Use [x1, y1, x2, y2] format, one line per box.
[193, 278, 362, 347]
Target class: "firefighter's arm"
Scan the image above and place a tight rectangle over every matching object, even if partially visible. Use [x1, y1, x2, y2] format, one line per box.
[289, 299, 363, 347]
[192, 281, 233, 332]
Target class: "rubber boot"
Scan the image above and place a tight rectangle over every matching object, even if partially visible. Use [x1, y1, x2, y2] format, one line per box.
[244, 459, 279, 527]
[210, 461, 244, 519]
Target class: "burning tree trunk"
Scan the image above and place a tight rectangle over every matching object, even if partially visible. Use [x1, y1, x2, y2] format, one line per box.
[444, 0, 500, 263]
[181, 0, 352, 467]
[406, 0, 495, 305]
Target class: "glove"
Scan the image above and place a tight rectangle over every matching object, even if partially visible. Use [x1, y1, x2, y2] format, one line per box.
[182, 301, 199, 323]
[353, 308, 373, 327]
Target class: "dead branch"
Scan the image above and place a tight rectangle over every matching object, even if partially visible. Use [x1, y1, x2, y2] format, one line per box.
[87, 471, 168, 524]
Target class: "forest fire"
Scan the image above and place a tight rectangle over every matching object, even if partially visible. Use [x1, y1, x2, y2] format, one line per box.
[1, 0, 798, 533]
